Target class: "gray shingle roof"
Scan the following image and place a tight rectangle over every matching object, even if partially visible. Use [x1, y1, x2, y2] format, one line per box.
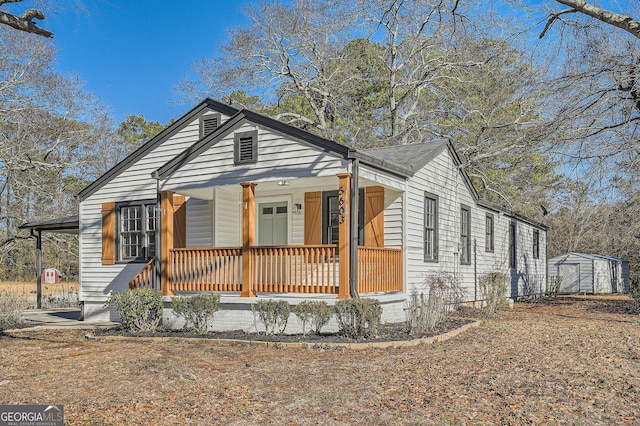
[362, 140, 449, 173]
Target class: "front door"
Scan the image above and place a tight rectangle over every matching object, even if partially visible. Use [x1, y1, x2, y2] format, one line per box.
[258, 202, 288, 245]
[258, 202, 288, 286]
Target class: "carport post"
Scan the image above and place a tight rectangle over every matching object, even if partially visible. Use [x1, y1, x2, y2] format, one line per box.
[31, 229, 42, 309]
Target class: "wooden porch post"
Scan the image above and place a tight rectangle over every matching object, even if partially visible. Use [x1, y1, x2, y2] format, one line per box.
[337, 173, 351, 299]
[240, 182, 257, 297]
[160, 190, 175, 297]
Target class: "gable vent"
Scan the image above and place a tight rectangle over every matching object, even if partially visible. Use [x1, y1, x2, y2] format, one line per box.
[200, 114, 221, 138]
[234, 130, 258, 164]
[238, 137, 254, 161]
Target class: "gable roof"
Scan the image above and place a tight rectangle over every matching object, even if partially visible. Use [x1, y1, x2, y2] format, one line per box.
[155, 108, 414, 180]
[361, 140, 449, 173]
[77, 98, 239, 202]
[556, 253, 628, 262]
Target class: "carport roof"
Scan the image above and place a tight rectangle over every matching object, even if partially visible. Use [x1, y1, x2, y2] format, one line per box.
[18, 215, 79, 234]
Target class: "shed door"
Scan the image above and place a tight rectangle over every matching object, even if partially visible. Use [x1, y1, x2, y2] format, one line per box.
[559, 264, 580, 293]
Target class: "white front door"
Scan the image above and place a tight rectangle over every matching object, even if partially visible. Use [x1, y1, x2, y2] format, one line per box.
[258, 202, 288, 245]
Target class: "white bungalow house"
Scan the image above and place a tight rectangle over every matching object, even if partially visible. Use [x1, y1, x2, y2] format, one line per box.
[77, 99, 547, 329]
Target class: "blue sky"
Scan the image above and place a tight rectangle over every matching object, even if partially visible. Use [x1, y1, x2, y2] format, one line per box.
[42, 1, 250, 124]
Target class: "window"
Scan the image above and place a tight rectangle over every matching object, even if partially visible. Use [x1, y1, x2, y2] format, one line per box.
[460, 205, 471, 264]
[509, 221, 517, 268]
[322, 189, 364, 245]
[485, 213, 494, 252]
[234, 130, 258, 164]
[424, 193, 438, 262]
[533, 229, 540, 259]
[200, 113, 221, 138]
[117, 200, 157, 262]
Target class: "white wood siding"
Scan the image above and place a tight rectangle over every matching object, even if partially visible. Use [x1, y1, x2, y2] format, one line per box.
[214, 188, 241, 247]
[161, 122, 348, 191]
[186, 197, 213, 247]
[404, 148, 547, 300]
[383, 189, 403, 249]
[79, 110, 233, 303]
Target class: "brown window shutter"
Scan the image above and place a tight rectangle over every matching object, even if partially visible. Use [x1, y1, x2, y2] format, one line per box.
[304, 192, 322, 245]
[101, 201, 116, 265]
[173, 195, 187, 248]
[364, 186, 385, 248]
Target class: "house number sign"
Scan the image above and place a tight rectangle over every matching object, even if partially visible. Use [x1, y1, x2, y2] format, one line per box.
[338, 186, 346, 224]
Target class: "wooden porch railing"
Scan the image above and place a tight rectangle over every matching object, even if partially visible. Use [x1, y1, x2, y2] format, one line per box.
[171, 247, 242, 292]
[252, 245, 338, 294]
[128, 257, 158, 290]
[356, 247, 403, 293]
[133, 245, 403, 295]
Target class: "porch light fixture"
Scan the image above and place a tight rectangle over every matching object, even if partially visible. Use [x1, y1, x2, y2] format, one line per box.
[292, 203, 302, 214]
[277, 180, 290, 187]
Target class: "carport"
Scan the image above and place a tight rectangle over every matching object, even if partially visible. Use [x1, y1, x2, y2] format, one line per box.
[17, 215, 79, 309]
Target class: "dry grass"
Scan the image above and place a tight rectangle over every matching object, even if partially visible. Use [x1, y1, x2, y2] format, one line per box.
[0, 281, 78, 307]
[1, 295, 639, 424]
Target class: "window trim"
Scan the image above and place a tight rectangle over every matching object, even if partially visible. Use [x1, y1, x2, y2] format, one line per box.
[509, 221, 517, 269]
[234, 130, 258, 165]
[200, 113, 221, 139]
[533, 229, 540, 259]
[115, 199, 157, 263]
[423, 192, 439, 262]
[485, 213, 494, 253]
[460, 204, 471, 265]
[321, 189, 364, 246]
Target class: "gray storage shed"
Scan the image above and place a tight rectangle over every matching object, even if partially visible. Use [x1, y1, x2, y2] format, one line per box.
[548, 253, 629, 294]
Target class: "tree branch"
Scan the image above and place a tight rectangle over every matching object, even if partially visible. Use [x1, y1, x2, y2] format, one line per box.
[554, 0, 640, 39]
[539, 8, 577, 38]
[0, 6, 53, 38]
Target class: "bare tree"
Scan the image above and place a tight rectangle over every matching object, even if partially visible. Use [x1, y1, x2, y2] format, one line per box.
[0, 0, 53, 37]
[0, 28, 117, 279]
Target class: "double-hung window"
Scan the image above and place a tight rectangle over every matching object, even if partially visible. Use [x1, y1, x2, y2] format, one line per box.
[485, 213, 494, 252]
[460, 205, 471, 264]
[509, 221, 517, 268]
[118, 200, 157, 262]
[533, 229, 540, 259]
[424, 193, 438, 262]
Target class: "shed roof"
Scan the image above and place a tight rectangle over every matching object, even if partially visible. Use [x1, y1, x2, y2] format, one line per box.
[18, 215, 79, 234]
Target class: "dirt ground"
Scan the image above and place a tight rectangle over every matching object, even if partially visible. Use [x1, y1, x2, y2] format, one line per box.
[1, 295, 639, 425]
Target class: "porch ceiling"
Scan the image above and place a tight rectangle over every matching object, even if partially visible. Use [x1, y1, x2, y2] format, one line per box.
[175, 175, 405, 200]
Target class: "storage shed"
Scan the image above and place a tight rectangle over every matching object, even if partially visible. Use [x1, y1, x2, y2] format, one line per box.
[548, 253, 629, 294]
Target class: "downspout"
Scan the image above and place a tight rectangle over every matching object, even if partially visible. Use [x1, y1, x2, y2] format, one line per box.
[349, 152, 360, 298]
[152, 171, 162, 290]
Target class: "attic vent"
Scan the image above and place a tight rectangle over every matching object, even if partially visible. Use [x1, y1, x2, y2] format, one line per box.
[200, 113, 221, 138]
[234, 130, 258, 164]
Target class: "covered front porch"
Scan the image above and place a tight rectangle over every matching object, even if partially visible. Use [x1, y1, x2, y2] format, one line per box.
[129, 172, 404, 299]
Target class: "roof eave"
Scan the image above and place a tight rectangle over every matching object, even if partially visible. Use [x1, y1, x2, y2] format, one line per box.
[77, 98, 239, 202]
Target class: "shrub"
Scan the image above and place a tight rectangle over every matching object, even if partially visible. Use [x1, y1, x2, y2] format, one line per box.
[106, 288, 163, 332]
[479, 272, 508, 318]
[294, 300, 333, 336]
[405, 271, 466, 335]
[630, 280, 640, 313]
[252, 299, 290, 335]
[171, 293, 221, 334]
[404, 289, 445, 335]
[334, 298, 382, 339]
[427, 270, 466, 310]
[0, 291, 29, 330]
